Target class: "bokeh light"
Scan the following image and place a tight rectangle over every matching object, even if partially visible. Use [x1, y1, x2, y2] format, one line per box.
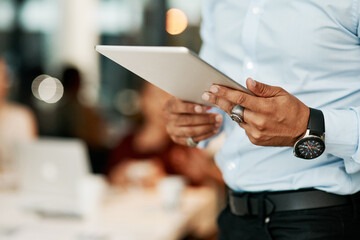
[32, 74, 50, 100]
[166, 8, 188, 35]
[32, 75, 64, 104]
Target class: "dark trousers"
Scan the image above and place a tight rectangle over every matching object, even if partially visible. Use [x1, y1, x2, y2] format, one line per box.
[218, 197, 360, 240]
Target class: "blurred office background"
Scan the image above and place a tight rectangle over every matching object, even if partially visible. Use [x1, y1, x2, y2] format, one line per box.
[0, 1, 224, 240]
[0, 0, 202, 172]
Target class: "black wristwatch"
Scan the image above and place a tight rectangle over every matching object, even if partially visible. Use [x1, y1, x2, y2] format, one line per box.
[293, 108, 325, 159]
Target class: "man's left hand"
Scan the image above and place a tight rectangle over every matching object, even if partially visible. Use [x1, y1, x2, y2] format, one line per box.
[202, 78, 310, 147]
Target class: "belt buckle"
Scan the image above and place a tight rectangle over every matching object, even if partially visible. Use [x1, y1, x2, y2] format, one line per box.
[264, 198, 275, 215]
[229, 193, 252, 216]
[229, 193, 275, 217]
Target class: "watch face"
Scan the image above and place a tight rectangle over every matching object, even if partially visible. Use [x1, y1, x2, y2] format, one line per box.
[294, 136, 325, 159]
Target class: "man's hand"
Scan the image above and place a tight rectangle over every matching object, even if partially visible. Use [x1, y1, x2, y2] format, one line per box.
[202, 78, 309, 147]
[164, 97, 223, 146]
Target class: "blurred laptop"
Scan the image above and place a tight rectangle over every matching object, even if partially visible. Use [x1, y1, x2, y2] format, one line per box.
[15, 138, 92, 217]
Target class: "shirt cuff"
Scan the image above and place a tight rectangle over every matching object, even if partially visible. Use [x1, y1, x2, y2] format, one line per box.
[350, 107, 360, 161]
[322, 108, 359, 161]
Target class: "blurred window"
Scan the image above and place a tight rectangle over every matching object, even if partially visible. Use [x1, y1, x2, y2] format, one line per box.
[0, 0, 16, 31]
[99, 0, 144, 35]
[19, 0, 59, 33]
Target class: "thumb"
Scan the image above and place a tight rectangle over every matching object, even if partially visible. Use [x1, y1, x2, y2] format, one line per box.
[246, 78, 282, 97]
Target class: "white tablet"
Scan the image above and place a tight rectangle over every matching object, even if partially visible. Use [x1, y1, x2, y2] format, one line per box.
[95, 45, 250, 106]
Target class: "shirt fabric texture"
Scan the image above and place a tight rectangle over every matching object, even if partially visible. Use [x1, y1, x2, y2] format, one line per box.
[199, 0, 360, 195]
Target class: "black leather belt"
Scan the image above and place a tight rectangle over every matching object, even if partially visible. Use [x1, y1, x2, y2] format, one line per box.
[229, 189, 358, 216]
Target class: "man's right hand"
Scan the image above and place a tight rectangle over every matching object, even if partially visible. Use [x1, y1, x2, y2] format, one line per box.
[163, 97, 223, 146]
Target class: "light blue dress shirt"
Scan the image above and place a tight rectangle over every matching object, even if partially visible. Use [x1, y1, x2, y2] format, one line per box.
[199, 0, 360, 195]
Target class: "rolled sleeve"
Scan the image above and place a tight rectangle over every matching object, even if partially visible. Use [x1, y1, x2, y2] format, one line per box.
[350, 107, 360, 161]
[322, 108, 360, 172]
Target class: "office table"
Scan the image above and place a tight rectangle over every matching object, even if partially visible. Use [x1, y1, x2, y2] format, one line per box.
[0, 186, 218, 240]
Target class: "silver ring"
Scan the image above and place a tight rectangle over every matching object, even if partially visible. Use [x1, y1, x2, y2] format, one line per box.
[230, 105, 244, 125]
[186, 137, 198, 148]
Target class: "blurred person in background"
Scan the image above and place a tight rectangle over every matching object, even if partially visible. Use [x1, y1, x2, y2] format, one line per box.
[56, 66, 108, 173]
[105, 82, 223, 189]
[0, 56, 38, 189]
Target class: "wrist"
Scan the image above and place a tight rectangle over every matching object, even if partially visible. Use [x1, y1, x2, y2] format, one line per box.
[292, 106, 310, 145]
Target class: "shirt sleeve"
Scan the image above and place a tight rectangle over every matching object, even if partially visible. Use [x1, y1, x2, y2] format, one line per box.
[322, 107, 360, 173]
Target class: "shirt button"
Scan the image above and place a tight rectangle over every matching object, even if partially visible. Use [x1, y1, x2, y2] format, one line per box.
[246, 62, 254, 70]
[252, 7, 260, 14]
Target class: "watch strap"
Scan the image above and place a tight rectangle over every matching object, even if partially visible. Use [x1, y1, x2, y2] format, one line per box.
[308, 108, 325, 136]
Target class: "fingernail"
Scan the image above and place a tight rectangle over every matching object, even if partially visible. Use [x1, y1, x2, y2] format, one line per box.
[215, 114, 223, 123]
[194, 105, 203, 113]
[248, 78, 257, 87]
[210, 85, 219, 93]
[202, 93, 210, 101]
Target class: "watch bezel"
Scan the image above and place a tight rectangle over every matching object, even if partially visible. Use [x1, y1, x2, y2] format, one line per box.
[294, 134, 325, 160]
